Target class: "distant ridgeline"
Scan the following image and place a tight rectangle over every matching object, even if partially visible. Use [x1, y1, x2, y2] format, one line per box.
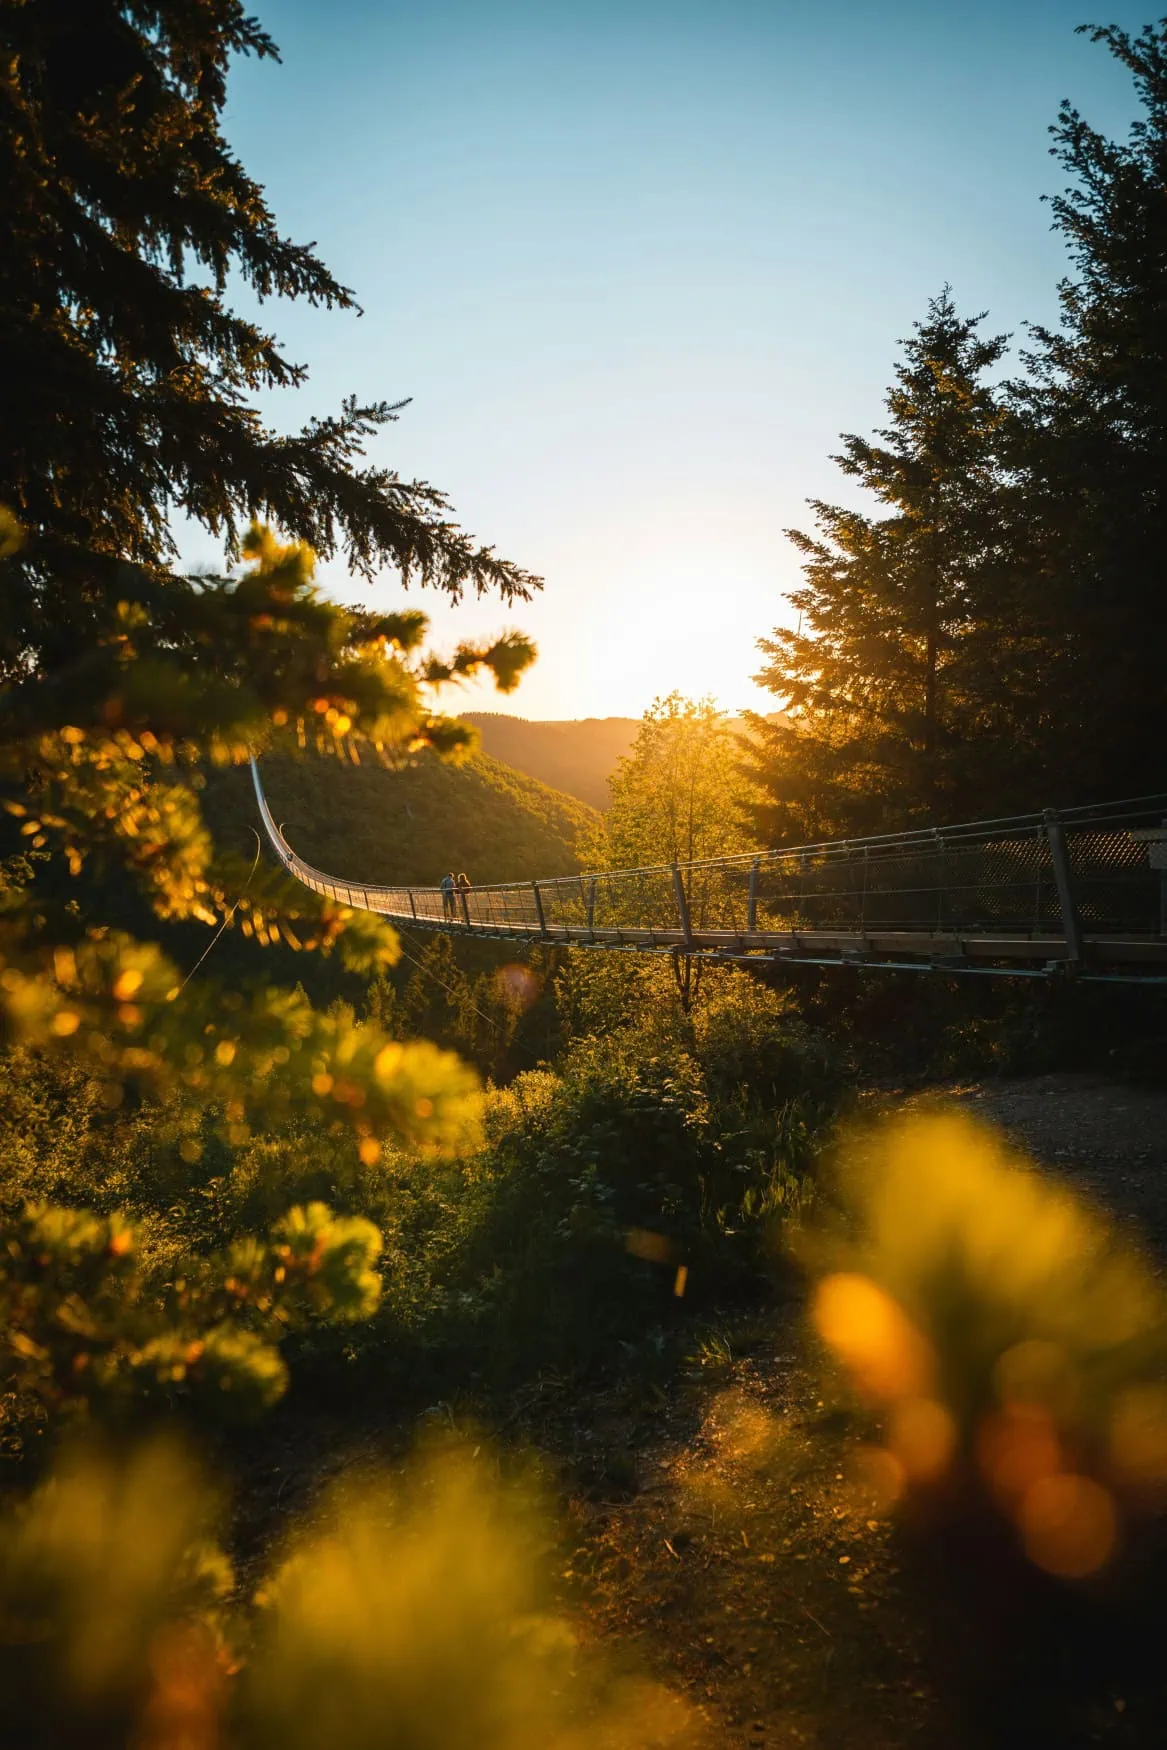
[205, 747, 598, 889]
[464, 712, 788, 813]
[462, 714, 640, 811]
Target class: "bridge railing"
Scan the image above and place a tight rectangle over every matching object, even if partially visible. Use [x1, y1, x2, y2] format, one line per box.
[250, 759, 1167, 951]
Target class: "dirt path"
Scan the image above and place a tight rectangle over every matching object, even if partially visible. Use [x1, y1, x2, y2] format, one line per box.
[937, 1073, 1167, 1246]
[558, 1073, 1167, 1747]
[561, 1333, 944, 1747]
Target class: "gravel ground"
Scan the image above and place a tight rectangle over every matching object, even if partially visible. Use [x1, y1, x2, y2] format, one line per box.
[915, 1072, 1167, 1248]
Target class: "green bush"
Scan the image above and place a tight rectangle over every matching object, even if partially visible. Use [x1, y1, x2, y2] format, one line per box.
[423, 997, 842, 1375]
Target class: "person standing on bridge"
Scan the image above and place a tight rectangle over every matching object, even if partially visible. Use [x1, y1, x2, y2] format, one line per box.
[440, 871, 456, 920]
[455, 871, 472, 924]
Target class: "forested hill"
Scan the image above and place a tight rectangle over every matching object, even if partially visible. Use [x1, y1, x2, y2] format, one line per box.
[207, 747, 599, 889]
[462, 713, 639, 809]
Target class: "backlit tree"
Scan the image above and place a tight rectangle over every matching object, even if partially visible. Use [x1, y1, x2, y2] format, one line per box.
[748, 292, 1015, 841]
[601, 695, 755, 1011]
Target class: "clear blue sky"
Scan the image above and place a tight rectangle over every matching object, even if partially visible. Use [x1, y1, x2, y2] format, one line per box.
[182, 0, 1153, 719]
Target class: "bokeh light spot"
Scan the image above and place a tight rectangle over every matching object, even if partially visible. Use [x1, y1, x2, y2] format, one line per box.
[888, 1396, 957, 1485]
[1018, 1473, 1117, 1578]
[812, 1272, 934, 1403]
[495, 963, 540, 1012]
[1108, 1385, 1167, 1486]
[848, 1443, 906, 1514]
[977, 1404, 1061, 1502]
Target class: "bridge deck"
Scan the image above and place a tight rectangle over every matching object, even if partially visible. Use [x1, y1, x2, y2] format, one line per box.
[249, 760, 1167, 981]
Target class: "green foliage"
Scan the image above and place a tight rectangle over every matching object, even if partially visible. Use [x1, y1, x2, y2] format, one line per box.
[752, 23, 1167, 833]
[208, 741, 598, 891]
[239, 1450, 592, 1750]
[812, 1113, 1167, 1730]
[816, 1113, 1167, 1484]
[0, 1440, 233, 1750]
[385, 934, 564, 1084]
[1008, 21, 1167, 802]
[433, 977, 841, 1372]
[0, 1438, 695, 1750]
[0, 0, 545, 1480]
[602, 694, 756, 871]
[1, 1196, 383, 1423]
[592, 695, 759, 1011]
[0, 509, 517, 1172]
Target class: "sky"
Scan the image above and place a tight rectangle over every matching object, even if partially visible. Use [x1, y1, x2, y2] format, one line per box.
[180, 0, 1153, 721]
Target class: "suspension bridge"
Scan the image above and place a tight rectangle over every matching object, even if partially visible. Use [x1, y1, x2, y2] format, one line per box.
[250, 761, 1167, 983]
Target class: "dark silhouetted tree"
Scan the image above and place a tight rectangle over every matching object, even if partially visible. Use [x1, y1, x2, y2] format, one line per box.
[749, 292, 1016, 841]
[0, 0, 539, 700]
[1008, 20, 1167, 802]
[0, 1, 541, 1429]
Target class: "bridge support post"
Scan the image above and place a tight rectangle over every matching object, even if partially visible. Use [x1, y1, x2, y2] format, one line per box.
[747, 859, 759, 934]
[1130, 821, 1167, 936]
[408, 889, 417, 921]
[672, 863, 694, 951]
[585, 878, 596, 936]
[1044, 809, 1083, 970]
[531, 881, 549, 938]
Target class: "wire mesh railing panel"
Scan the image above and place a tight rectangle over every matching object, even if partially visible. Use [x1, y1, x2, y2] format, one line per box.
[588, 867, 682, 936]
[531, 877, 587, 933]
[1066, 825, 1160, 935]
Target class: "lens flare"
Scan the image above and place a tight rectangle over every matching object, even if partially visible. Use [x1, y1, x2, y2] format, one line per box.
[624, 1228, 675, 1264]
[495, 963, 540, 1012]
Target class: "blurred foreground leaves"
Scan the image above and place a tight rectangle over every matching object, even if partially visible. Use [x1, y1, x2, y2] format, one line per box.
[813, 1113, 1167, 1575]
[0, 1439, 697, 1750]
[810, 1112, 1167, 1738]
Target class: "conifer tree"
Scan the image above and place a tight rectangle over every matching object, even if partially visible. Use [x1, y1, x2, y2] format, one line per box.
[1009, 20, 1167, 801]
[0, 0, 538, 702]
[749, 292, 1014, 841]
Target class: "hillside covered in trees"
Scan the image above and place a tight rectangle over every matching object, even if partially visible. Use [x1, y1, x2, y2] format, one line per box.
[209, 746, 598, 887]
